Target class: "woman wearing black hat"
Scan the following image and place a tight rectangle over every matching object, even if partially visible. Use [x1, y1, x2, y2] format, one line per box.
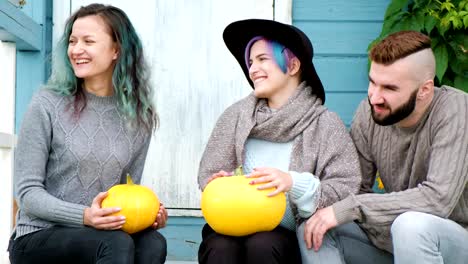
[197, 19, 361, 264]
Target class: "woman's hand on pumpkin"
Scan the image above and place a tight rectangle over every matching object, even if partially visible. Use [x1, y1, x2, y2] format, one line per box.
[246, 167, 293, 197]
[84, 191, 126, 230]
[152, 203, 168, 229]
[207, 170, 233, 184]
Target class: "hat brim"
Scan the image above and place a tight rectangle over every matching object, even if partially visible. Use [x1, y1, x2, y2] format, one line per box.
[223, 19, 325, 104]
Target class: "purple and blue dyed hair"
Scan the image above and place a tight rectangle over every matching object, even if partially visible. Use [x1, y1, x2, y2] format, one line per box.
[244, 36, 297, 73]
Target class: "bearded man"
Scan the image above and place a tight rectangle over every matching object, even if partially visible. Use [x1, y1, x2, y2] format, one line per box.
[298, 30, 468, 264]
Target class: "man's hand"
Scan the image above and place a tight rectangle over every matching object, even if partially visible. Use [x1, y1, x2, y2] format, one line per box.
[304, 206, 338, 251]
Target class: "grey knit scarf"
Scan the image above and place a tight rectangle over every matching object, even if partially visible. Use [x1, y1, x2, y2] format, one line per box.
[198, 82, 326, 189]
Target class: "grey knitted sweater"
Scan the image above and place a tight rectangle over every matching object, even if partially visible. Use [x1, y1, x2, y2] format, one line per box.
[13, 89, 151, 239]
[198, 84, 361, 222]
[333, 86, 468, 252]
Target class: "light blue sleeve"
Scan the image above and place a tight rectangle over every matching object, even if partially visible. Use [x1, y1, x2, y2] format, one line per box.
[288, 171, 320, 218]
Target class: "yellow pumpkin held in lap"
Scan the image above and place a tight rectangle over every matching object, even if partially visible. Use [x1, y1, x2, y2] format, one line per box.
[201, 166, 286, 236]
[102, 174, 160, 234]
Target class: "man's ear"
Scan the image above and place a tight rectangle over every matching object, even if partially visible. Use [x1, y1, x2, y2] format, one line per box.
[288, 57, 301, 76]
[418, 79, 434, 99]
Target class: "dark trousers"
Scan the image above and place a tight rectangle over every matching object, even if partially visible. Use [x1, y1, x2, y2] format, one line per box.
[198, 224, 301, 264]
[8, 226, 167, 264]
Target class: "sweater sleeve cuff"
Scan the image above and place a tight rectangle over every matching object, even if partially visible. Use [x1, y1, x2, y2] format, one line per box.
[332, 195, 361, 225]
[53, 203, 87, 226]
[289, 171, 314, 200]
[289, 171, 321, 218]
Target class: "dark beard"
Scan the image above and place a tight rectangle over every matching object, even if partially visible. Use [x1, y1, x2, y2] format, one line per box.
[369, 89, 418, 126]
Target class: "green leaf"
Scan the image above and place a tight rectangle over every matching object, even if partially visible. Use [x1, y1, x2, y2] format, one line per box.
[385, 0, 409, 19]
[381, 12, 403, 36]
[454, 75, 468, 92]
[459, 1, 468, 10]
[431, 37, 440, 49]
[450, 59, 468, 76]
[447, 11, 463, 29]
[400, 16, 417, 30]
[448, 37, 468, 76]
[452, 17, 463, 29]
[440, 1, 455, 11]
[440, 74, 454, 87]
[398, 14, 424, 31]
[413, 9, 427, 30]
[451, 33, 468, 61]
[425, 14, 438, 33]
[437, 18, 451, 35]
[434, 43, 449, 83]
[413, 0, 425, 9]
[464, 15, 468, 28]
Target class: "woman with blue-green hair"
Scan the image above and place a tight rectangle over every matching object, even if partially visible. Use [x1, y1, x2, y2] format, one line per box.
[8, 3, 167, 264]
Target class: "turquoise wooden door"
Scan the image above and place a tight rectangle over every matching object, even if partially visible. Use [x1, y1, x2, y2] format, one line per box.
[293, 0, 390, 126]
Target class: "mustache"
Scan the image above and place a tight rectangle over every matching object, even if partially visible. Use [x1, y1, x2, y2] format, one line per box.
[367, 97, 389, 109]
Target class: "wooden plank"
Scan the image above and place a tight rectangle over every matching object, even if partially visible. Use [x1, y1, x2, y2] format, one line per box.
[275, 0, 292, 24]
[159, 216, 205, 261]
[294, 21, 382, 55]
[15, 0, 52, 132]
[0, 0, 42, 50]
[293, 0, 390, 21]
[135, 0, 273, 210]
[325, 92, 367, 126]
[315, 56, 369, 93]
[19, 0, 44, 24]
[0, 40, 15, 258]
[0, 132, 15, 148]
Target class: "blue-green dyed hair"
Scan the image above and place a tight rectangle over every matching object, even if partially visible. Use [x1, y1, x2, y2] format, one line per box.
[244, 36, 297, 74]
[45, 3, 157, 132]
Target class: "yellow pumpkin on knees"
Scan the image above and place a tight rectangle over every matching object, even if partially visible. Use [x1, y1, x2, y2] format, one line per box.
[102, 174, 160, 234]
[201, 169, 286, 236]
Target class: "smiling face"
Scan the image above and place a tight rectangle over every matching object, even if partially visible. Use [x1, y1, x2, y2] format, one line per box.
[367, 59, 420, 126]
[247, 39, 300, 108]
[67, 15, 119, 86]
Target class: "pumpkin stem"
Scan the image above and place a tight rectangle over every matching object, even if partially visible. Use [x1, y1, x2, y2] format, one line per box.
[126, 173, 134, 185]
[234, 166, 244, 176]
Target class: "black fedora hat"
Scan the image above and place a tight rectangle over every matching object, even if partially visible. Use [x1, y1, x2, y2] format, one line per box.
[223, 19, 325, 104]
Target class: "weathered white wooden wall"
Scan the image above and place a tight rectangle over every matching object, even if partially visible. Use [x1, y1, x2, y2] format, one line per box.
[53, 0, 292, 216]
[0, 41, 16, 262]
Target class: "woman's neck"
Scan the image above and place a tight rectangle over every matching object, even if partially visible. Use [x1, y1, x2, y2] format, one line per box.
[83, 77, 114, 96]
[267, 79, 301, 109]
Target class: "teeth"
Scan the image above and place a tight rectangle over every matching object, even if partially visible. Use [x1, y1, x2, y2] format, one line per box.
[76, 59, 90, 64]
[254, 77, 266, 83]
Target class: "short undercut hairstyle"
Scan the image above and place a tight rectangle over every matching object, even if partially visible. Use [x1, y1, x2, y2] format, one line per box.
[370, 30, 432, 65]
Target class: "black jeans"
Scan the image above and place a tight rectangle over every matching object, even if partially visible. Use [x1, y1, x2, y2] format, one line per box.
[198, 224, 301, 264]
[8, 226, 167, 264]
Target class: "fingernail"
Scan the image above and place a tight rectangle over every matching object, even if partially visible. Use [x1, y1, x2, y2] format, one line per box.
[249, 181, 254, 185]
[120, 216, 126, 220]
